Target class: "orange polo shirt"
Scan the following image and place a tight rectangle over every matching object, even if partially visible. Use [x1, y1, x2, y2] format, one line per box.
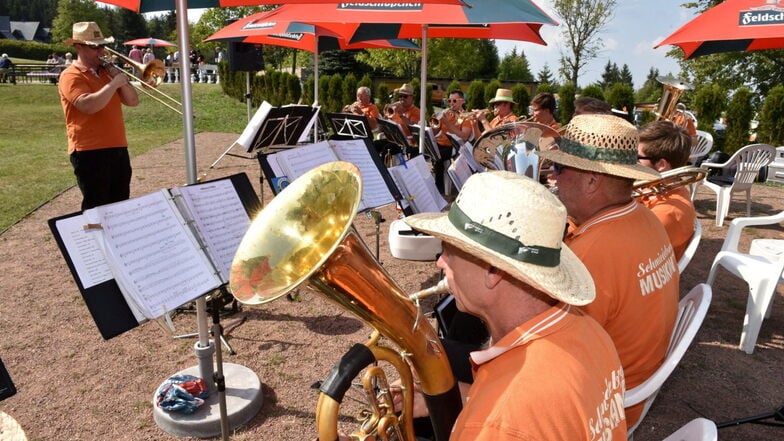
[565, 200, 679, 427]
[641, 187, 696, 261]
[358, 102, 379, 121]
[488, 113, 517, 129]
[391, 105, 421, 139]
[58, 64, 127, 154]
[435, 111, 471, 147]
[450, 304, 627, 440]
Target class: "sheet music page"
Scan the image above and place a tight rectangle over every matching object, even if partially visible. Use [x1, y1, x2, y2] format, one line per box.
[448, 154, 474, 191]
[410, 155, 448, 212]
[459, 142, 483, 172]
[388, 155, 443, 214]
[237, 101, 273, 150]
[54, 215, 114, 289]
[84, 191, 221, 319]
[387, 169, 412, 211]
[330, 139, 395, 211]
[171, 179, 251, 283]
[273, 141, 338, 181]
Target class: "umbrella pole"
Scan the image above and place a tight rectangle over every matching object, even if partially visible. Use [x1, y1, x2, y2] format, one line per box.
[313, 44, 320, 141]
[153, 1, 262, 439]
[419, 25, 428, 155]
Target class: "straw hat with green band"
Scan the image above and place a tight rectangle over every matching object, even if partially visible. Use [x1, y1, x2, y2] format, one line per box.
[404, 171, 595, 306]
[488, 88, 516, 104]
[538, 114, 661, 181]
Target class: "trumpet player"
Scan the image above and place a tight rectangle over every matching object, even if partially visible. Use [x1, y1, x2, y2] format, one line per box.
[343, 86, 379, 131]
[58, 22, 138, 211]
[474, 88, 517, 135]
[637, 120, 696, 260]
[432, 90, 473, 193]
[387, 83, 421, 146]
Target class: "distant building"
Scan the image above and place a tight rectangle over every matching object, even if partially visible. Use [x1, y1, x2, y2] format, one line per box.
[0, 16, 51, 43]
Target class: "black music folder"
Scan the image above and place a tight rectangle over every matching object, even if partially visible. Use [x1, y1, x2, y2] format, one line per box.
[48, 173, 261, 340]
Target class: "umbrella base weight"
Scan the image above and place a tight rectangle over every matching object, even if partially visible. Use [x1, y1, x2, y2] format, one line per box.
[153, 363, 264, 438]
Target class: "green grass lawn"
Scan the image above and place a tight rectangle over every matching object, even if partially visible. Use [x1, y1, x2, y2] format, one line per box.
[0, 82, 247, 232]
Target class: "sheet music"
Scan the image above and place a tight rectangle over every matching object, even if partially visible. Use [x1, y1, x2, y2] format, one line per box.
[459, 143, 482, 172]
[448, 154, 475, 191]
[331, 139, 396, 211]
[388, 155, 447, 214]
[54, 215, 114, 289]
[84, 191, 221, 319]
[274, 141, 338, 180]
[237, 101, 273, 150]
[172, 179, 251, 282]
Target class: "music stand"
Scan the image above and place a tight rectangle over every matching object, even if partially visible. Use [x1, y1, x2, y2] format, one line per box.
[246, 105, 318, 153]
[377, 117, 411, 154]
[326, 112, 373, 140]
[408, 124, 441, 161]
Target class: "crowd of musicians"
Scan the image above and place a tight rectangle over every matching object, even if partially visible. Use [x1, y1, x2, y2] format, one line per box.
[61, 19, 703, 440]
[340, 82, 698, 440]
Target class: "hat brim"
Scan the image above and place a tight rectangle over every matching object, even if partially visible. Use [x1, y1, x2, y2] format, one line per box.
[65, 36, 115, 46]
[404, 212, 595, 306]
[488, 97, 516, 104]
[539, 149, 660, 181]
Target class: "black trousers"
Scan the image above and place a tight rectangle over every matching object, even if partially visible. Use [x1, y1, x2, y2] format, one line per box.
[433, 144, 453, 194]
[70, 147, 132, 211]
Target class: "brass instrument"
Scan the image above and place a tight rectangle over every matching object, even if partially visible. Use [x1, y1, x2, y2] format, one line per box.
[343, 101, 361, 114]
[429, 109, 455, 128]
[384, 101, 401, 118]
[102, 47, 183, 115]
[229, 161, 461, 441]
[471, 121, 561, 173]
[517, 114, 536, 122]
[632, 165, 707, 199]
[655, 75, 693, 122]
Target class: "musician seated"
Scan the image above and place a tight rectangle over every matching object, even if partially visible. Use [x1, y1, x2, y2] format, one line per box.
[431, 90, 473, 193]
[670, 102, 698, 145]
[531, 92, 560, 130]
[573, 96, 612, 117]
[637, 120, 696, 261]
[388, 83, 421, 143]
[398, 171, 627, 440]
[539, 114, 679, 428]
[474, 88, 517, 135]
[343, 86, 380, 132]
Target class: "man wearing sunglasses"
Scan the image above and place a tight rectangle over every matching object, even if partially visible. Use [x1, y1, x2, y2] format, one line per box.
[58, 22, 139, 211]
[431, 90, 473, 193]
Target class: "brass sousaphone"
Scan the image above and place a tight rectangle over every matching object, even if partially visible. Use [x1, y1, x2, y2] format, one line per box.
[229, 162, 460, 441]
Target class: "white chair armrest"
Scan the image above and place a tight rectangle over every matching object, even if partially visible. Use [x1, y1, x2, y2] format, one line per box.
[722, 210, 784, 252]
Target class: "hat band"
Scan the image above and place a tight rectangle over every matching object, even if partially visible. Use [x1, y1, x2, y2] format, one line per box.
[559, 138, 637, 165]
[448, 203, 560, 267]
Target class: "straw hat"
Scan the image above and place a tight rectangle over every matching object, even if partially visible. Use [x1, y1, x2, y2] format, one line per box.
[538, 114, 660, 181]
[64, 22, 115, 46]
[404, 171, 595, 306]
[488, 88, 516, 104]
[396, 83, 414, 96]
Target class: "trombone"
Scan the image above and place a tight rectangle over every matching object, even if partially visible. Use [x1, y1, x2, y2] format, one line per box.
[102, 47, 183, 115]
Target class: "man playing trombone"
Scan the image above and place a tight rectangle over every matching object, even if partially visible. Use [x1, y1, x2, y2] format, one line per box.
[58, 22, 139, 210]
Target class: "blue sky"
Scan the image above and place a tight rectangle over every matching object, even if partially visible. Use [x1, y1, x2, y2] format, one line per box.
[495, 0, 699, 88]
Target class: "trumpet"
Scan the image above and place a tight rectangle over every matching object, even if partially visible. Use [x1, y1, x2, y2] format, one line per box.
[384, 101, 402, 118]
[517, 114, 536, 122]
[101, 47, 183, 115]
[342, 101, 361, 114]
[429, 109, 455, 128]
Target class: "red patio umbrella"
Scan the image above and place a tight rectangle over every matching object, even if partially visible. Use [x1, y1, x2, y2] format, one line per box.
[655, 0, 784, 59]
[206, 12, 419, 107]
[123, 37, 176, 47]
[265, 0, 558, 152]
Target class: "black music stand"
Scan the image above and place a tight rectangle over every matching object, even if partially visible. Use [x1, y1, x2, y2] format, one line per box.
[407, 124, 442, 161]
[326, 112, 373, 140]
[245, 105, 318, 153]
[377, 117, 412, 155]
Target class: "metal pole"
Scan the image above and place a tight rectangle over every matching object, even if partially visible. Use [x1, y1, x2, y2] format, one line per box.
[419, 25, 428, 155]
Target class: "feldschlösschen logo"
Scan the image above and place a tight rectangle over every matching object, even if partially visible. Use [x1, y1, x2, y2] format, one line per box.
[740, 0, 784, 26]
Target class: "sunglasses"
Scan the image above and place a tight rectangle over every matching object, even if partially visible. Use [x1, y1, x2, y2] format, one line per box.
[637, 155, 656, 162]
[449, 99, 462, 103]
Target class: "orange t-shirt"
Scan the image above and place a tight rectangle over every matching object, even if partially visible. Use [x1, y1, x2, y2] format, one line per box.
[435, 111, 471, 147]
[358, 102, 379, 121]
[565, 200, 679, 427]
[391, 105, 421, 139]
[641, 187, 696, 261]
[58, 64, 127, 154]
[450, 304, 627, 441]
[488, 113, 517, 129]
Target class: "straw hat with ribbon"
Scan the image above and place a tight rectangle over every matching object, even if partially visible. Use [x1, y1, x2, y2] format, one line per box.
[488, 88, 516, 104]
[404, 171, 595, 306]
[396, 83, 414, 96]
[64, 22, 115, 46]
[538, 114, 660, 181]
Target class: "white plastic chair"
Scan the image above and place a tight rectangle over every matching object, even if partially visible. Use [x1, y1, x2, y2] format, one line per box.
[625, 284, 712, 437]
[694, 143, 776, 226]
[706, 210, 784, 354]
[662, 418, 718, 441]
[678, 220, 702, 274]
[690, 130, 713, 164]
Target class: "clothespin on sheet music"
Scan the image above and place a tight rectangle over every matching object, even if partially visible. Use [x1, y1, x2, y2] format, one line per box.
[397, 153, 407, 168]
[83, 223, 102, 230]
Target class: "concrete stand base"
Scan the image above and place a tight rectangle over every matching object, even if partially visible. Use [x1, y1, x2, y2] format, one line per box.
[153, 363, 263, 438]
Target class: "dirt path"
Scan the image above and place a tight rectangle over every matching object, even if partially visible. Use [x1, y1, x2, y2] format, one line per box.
[0, 133, 782, 440]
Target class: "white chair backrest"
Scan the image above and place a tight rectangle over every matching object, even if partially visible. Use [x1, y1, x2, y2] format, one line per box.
[691, 131, 713, 162]
[662, 417, 718, 441]
[678, 220, 702, 274]
[625, 284, 712, 434]
[730, 143, 776, 190]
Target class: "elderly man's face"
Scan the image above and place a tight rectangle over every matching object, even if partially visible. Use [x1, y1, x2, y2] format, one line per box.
[357, 91, 370, 104]
[550, 163, 590, 219]
[437, 243, 487, 315]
